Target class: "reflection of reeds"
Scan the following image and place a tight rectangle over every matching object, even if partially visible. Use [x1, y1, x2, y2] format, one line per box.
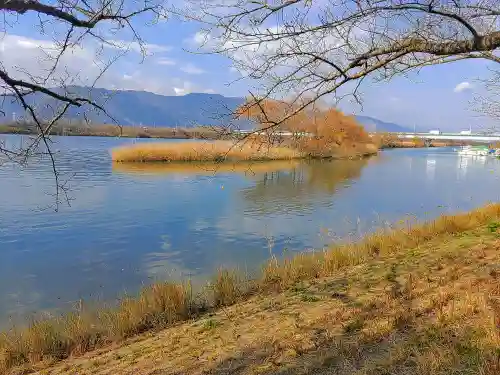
[111, 141, 301, 163]
[111, 160, 299, 176]
[3, 203, 500, 373]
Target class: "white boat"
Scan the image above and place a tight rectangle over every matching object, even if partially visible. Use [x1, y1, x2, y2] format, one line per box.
[457, 145, 491, 156]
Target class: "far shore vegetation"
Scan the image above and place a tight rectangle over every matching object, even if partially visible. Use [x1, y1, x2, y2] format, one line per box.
[0, 121, 223, 140]
[0, 120, 474, 152]
[1, 110, 467, 153]
[1, 203, 500, 374]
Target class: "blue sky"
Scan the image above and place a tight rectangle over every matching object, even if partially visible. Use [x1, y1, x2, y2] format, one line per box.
[2, 9, 497, 131]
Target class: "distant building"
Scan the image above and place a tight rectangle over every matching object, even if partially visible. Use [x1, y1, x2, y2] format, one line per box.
[460, 126, 472, 135]
[429, 129, 441, 135]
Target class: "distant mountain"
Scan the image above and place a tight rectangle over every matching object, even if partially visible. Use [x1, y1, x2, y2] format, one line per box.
[0, 86, 410, 132]
[355, 115, 412, 133]
[0, 86, 248, 128]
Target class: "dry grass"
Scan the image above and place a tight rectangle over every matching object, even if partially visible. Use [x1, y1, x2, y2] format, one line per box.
[2, 203, 500, 374]
[111, 160, 298, 176]
[0, 282, 196, 373]
[261, 202, 500, 290]
[24, 214, 500, 375]
[111, 141, 302, 163]
[372, 133, 477, 149]
[373, 133, 426, 148]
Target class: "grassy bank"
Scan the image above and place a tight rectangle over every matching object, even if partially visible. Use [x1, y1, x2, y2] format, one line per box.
[2, 203, 500, 374]
[34, 221, 500, 375]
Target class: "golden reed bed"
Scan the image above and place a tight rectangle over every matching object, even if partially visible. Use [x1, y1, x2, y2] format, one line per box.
[111, 141, 302, 163]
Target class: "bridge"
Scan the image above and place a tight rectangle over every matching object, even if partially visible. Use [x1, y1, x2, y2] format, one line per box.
[236, 129, 500, 143]
[397, 133, 500, 143]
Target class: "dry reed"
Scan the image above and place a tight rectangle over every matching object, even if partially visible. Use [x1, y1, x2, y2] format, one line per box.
[111, 141, 301, 163]
[2, 203, 500, 374]
[261, 203, 500, 289]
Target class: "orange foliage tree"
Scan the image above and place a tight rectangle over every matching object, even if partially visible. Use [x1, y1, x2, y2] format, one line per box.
[236, 98, 376, 158]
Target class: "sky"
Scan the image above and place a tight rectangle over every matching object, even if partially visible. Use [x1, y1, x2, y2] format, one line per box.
[0, 3, 498, 131]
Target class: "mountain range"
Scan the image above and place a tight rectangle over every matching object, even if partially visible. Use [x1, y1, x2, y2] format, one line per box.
[0, 86, 411, 132]
[354, 115, 412, 133]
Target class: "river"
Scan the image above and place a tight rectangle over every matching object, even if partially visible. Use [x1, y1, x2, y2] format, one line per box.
[1, 135, 499, 324]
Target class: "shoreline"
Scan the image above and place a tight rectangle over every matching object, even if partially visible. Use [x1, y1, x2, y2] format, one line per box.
[35, 221, 500, 375]
[1, 127, 469, 149]
[2, 203, 500, 374]
[0, 124, 223, 140]
[110, 140, 379, 163]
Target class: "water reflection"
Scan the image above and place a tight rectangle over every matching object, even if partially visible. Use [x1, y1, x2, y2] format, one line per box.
[426, 158, 436, 181]
[241, 159, 369, 215]
[457, 155, 490, 179]
[112, 160, 299, 176]
[2, 139, 500, 325]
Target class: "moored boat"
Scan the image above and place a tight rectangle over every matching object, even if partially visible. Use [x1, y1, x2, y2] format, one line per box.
[457, 145, 490, 156]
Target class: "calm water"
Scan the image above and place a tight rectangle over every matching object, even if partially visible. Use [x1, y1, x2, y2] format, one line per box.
[1, 135, 500, 324]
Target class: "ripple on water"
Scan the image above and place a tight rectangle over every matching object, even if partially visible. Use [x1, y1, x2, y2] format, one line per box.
[1, 138, 500, 325]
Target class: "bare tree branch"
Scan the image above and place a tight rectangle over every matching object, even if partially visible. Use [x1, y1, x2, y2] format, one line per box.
[474, 69, 500, 124]
[0, 0, 165, 208]
[1, 0, 156, 28]
[186, 0, 500, 128]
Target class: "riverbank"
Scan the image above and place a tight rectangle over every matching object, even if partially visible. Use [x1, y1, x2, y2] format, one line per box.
[0, 124, 222, 140]
[374, 133, 469, 149]
[1, 124, 470, 150]
[2, 203, 500, 374]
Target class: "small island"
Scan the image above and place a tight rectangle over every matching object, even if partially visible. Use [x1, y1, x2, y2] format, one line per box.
[111, 100, 379, 164]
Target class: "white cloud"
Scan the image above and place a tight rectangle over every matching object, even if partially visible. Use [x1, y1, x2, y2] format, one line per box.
[180, 63, 205, 75]
[12, 37, 56, 50]
[193, 31, 208, 45]
[194, 23, 358, 92]
[0, 33, 100, 88]
[104, 39, 171, 54]
[186, 31, 211, 47]
[0, 33, 216, 101]
[454, 81, 473, 93]
[174, 87, 188, 95]
[172, 81, 214, 96]
[156, 58, 176, 66]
